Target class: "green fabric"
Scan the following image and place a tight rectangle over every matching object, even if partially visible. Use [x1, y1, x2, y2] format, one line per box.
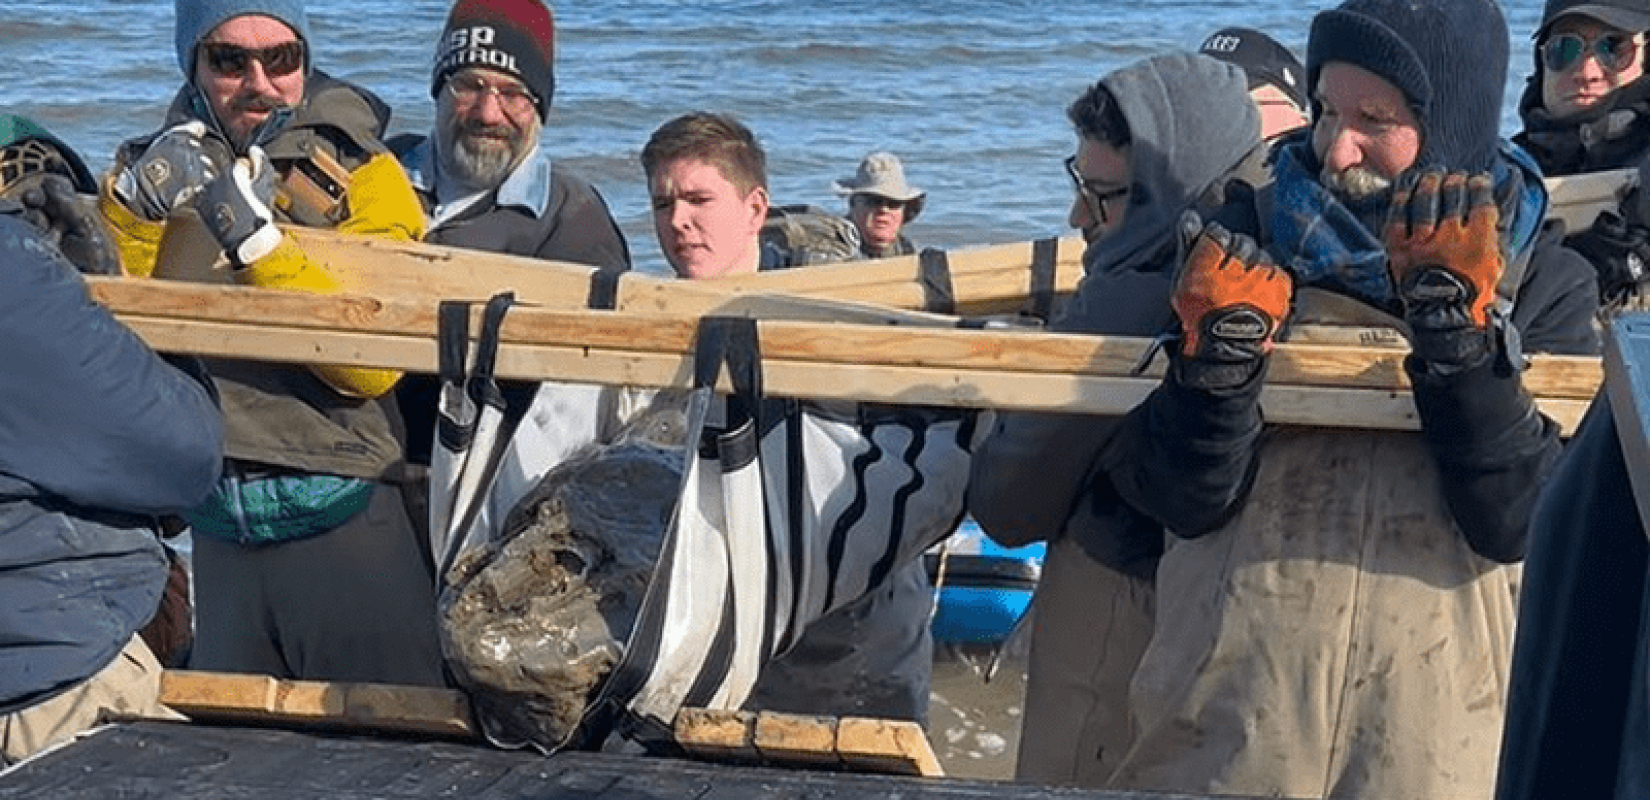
[186, 473, 375, 545]
[0, 114, 97, 193]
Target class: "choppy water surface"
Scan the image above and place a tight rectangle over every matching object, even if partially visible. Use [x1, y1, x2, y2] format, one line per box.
[5, 0, 1544, 276]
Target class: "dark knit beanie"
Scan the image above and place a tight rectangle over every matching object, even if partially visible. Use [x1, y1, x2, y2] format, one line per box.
[1536, 0, 1650, 38]
[1307, 0, 1508, 174]
[1200, 26, 1309, 110]
[431, 0, 555, 121]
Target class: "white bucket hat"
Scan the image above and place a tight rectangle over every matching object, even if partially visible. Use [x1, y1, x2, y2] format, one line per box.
[833, 151, 926, 221]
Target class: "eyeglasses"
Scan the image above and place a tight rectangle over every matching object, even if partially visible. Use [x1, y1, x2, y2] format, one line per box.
[1064, 155, 1129, 224]
[1541, 31, 1640, 73]
[853, 194, 907, 212]
[447, 73, 538, 117]
[200, 41, 305, 79]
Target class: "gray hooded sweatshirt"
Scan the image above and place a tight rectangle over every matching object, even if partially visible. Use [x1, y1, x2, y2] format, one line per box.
[969, 51, 1263, 570]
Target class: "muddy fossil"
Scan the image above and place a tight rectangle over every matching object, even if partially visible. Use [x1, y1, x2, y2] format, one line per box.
[438, 403, 688, 751]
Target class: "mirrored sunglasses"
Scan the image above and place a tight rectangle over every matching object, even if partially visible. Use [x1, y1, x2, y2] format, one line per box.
[200, 40, 306, 78]
[1541, 31, 1639, 73]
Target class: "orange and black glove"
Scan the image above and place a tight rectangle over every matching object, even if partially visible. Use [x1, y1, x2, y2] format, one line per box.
[1384, 170, 1504, 370]
[1170, 217, 1293, 389]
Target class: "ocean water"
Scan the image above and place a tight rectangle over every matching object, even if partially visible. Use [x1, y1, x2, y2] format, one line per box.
[0, 0, 1549, 780]
[5, 0, 1545, 277]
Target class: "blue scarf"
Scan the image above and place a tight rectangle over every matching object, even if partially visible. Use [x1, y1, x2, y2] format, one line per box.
[1267, 140, 1547, 313]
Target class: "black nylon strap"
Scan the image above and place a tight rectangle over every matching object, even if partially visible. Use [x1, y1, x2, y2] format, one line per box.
[586, 269, 620, 310]
[437, 300, 470, 389]
[1029, 237, 1058, 321]
[919, 247, 955, 315]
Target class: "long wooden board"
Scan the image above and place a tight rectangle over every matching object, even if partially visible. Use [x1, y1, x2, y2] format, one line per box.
[88, 277, 1600, 433]
[1544, 168, 1638, 233]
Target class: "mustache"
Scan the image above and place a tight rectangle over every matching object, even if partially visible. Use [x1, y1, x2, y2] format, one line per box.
[457, 120, 516, 140]
[1320, 165, 1392, 200]
[229, 91, 290, 114]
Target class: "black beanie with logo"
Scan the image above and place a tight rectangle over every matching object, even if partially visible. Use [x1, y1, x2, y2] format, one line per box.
[1307, 0, 1508, 174]
[431, 0, 555, 120]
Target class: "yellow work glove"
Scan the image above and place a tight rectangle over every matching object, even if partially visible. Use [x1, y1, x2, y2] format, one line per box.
[234, 152, 424, 398]
[99, 173, 164, 278]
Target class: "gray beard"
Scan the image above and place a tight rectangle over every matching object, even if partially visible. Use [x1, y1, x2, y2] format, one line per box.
[1320, 165, 1392, 201]
[440, 131, 521, 192]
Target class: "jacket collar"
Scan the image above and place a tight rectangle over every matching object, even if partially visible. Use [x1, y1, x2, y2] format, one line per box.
[402, 137, 553, 220]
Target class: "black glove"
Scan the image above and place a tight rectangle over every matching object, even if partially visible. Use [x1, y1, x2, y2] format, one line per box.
[1568, 209, 1650, 305]
[10, 173, 121, 275]
[113, 121, 231, 221]
[193, 145, 281, 267]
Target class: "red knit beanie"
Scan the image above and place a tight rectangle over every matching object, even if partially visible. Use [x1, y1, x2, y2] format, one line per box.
[431, 0, 555, 120]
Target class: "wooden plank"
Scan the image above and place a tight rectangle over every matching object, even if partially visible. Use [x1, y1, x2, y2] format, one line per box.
[1544, 169, 1637, 233]
[282, 225, 1084, 317]
[158, 670, 476, 739]
[834, 716, 945, 778]
[672, 707, 762, 765]
[86, 277, 1600, 395]
[752, 712, 843, 770]
[87, 278, 1602, 433]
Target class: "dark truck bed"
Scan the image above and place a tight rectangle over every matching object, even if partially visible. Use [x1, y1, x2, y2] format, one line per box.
[0, 720, 1254, 800]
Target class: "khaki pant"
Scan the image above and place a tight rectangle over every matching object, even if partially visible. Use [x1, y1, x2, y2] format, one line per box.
[1, 635, 182, 766]
[1014, 535, 1155, 786]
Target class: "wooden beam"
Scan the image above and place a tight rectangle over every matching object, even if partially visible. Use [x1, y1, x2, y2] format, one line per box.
[282, 225, 1084, 317]
[1544, 169, 1637, 234]
[158, 670, 477, 739]
[835, 716, 945, 778]
[672, 708, 941, 777]
[87, 277, 1601, 432]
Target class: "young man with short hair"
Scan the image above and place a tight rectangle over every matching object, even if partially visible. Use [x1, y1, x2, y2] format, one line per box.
[1515, 0, 1650, 313]
[639, 112, 949, 725]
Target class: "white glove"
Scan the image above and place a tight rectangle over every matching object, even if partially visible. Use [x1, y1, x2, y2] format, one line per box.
[194, 145, 281, 267]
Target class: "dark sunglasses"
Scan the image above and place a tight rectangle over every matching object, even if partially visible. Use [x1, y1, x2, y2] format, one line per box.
[853, 194, 907, 212]
[200, 40, 306, 78]
[1541, 31, 1639, 73]
[1064, 155, 1129, 224]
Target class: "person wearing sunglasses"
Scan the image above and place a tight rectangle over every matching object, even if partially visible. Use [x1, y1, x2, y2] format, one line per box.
[832, 151, 927, 259]
[1516, 0, 1650, 316]
[968, 51, 1272, 788]
[96, 0, 448, 691]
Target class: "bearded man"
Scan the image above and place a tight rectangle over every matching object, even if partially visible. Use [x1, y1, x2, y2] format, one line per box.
[99, 0, 447, 687]
[391, 0, 632, 476]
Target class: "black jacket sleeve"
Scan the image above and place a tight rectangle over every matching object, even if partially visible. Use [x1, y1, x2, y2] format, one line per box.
[1412, 230, 1600, 562]
[1096, 355, 1268, 538]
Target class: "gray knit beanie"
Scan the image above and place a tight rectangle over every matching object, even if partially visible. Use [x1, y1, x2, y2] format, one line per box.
[174, 0, 311, 77]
